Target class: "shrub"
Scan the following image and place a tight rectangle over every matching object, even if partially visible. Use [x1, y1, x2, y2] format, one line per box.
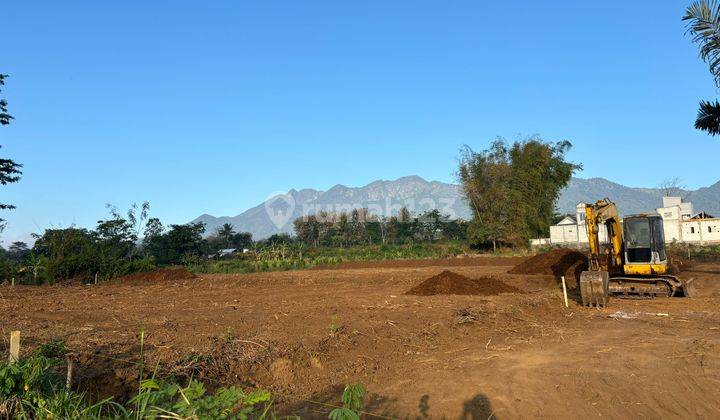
[129, 378, 271, 419]
[0, 344, 118, 419]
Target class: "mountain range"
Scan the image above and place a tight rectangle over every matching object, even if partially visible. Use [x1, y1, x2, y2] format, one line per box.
[192, 176, 720, 239]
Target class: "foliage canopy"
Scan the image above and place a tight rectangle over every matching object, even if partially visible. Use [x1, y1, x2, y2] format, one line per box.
[684, 1, 720, 135]
[458, 137, 579, 249]
[0, 74, 22, 222]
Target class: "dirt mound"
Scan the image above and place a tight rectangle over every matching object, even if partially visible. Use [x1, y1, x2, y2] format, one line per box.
[113, 267, 198, 283]
[509, 249, 588, 289]
[406, 270, 521, 296]
[666, 247, 695, 273]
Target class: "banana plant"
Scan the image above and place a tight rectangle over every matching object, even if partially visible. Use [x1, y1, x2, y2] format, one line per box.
[20, 253, 46, 284]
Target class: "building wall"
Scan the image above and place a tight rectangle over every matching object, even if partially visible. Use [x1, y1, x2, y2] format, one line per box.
[550, 224, 578, 244]
[530, 238, 551, 246]
[680, 202, 693, 219]
[663, 219, 682, 243]
[682, 221, 701, 242]
[575, 203, 587, 225]
[682, 219, 720, 243]
[577, 223, 609, 244]
[661, 197, 693, 217]
[548, 220, 609, 244]
[658, 206, 679, 220]
[657, 197, 694, 242]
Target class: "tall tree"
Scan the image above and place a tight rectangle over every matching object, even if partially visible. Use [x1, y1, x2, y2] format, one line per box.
[142, 217, 165, 258]
[459, 141, 522, 250]
[144, 217, 164, 239]
[151, 222, 206, 264]
[658, 177, 688, 199]
[459, 138, 579, 249]
[216, 223, 236, 248]
[7, 241, 29, 262]
[105, 202, 149, 258]
[294, 215, 321, 247]
[0, 74, 22, 223]
[684, 1, 720, 135]
[230, 232, 253, 250]
[0, 75, 12, 126]
[508, 139, 579, 239]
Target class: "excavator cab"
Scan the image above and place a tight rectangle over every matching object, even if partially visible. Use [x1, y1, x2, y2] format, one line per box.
[622, 214, 668, 275]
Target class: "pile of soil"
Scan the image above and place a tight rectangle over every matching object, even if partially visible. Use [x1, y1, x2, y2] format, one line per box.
[406, 270, 521, 296]
[509, 249, 588, 289]
[113, 267, 198, 283]
[666, 247, 694, 273]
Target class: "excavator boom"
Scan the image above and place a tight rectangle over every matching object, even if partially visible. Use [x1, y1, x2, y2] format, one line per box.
[584, 198, 623, 272]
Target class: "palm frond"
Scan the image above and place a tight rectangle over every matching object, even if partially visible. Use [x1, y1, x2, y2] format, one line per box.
[695, 99, 720, 135]
[684, 0, 720, 85]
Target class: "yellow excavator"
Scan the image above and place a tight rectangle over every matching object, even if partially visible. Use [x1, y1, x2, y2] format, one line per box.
[579, 198, 695, 306]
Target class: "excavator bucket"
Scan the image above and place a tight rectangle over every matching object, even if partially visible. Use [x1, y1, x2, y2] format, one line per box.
[679, 277, 696, 298]
[580, 270, 609, 307]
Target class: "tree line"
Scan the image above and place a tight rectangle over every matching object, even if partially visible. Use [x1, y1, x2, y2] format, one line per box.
[0, 203, 257, 284]
[0, 204, 470, 284]
[292, 208, 468, 247]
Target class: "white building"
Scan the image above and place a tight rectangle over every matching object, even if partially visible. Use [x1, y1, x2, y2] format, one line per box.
[655, 196, 720, 244]
[678, 213, 720, 244]
[549, 215, 579, 244]
[548, 203, 608, 246]
[655, 196, 693, 242]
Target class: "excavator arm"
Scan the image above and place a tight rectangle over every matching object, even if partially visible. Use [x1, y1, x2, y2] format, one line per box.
[579, 198, 624, 306]
[584, 198, 624, 273]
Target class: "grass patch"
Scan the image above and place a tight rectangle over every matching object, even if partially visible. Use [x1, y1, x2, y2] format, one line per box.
[188, 242, 469, 274]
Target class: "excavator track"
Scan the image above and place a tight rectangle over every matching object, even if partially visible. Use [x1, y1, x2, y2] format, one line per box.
[608, 277, 672, 299]
[608, 275, 695, 299]
[581, 271, 695, 306]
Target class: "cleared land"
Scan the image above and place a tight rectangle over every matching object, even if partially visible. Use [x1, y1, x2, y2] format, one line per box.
[1, 254, 720, 418]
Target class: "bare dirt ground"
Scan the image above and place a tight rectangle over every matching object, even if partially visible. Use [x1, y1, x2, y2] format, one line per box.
[2, 255, 720, 418]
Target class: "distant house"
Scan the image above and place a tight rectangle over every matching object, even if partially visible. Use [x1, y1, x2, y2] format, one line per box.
[218, 248, 236, 257]
[549, 216, 579, 244]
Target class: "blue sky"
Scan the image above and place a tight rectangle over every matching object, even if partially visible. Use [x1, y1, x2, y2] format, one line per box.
[1, 1, 717, 244]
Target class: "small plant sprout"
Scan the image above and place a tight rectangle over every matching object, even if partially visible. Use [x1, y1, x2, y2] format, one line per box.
[329, 383, 365, 420]
[224, 326, 235, 342]
[329, 314, 343, 335]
